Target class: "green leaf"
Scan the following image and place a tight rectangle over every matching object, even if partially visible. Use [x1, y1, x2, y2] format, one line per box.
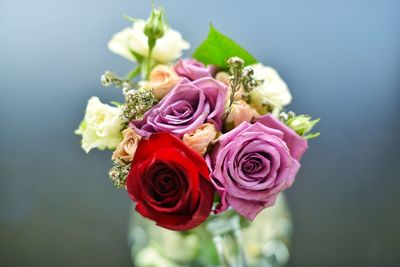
[110, 101, 123, 108]
[193, 24, 257, 69]
[304, 132, 321, 140]
[129, 48, 145, 63]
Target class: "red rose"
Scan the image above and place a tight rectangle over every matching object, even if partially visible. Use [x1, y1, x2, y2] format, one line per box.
[126, 132, 214, 231]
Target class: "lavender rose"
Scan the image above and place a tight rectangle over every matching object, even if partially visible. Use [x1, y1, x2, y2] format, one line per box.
[174, 58, 212, 81]
[130, 77, 227, 137]
[208, 115, 308, 220]
[254, 114, 308, 161]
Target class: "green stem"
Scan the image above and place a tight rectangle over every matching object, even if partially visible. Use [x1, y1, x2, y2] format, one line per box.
[146, 38, 156, 80]
[146, 50, 153, 80]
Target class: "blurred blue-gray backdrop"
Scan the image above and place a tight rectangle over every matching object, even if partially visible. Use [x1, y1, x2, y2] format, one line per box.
[1, 0, 399, 266]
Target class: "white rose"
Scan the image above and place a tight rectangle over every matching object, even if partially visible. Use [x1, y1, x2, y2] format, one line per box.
[107, 28, 136, 61]
[249, 63, 292, 114]
[108, 20, 190, 63]
[75, 97, 122, 153]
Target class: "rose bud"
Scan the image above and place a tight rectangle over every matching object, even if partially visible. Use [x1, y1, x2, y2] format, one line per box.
[215, 71, 230, 86]
[144, 6, 166, 41]
[183, 123, 218, 155]
[286, 114, 320, 139]
[112, 128, 141, 163]
[140, 65, 180, 99]
[226, 100, 259, 130]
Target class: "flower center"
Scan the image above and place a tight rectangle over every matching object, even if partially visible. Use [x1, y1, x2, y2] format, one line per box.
[239, 152, 271, 182]
[145, 161, 188, 207]
[155, 174, 177, 193]
[163, 100, 194, 124]
[242, 157, 263, 174]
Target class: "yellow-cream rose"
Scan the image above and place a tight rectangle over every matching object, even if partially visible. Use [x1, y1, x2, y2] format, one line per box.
[215, 71, 230, 86]
[183, 123, 218, 155]
[112, 128, 141, 163]
[140, 65, 180, 99]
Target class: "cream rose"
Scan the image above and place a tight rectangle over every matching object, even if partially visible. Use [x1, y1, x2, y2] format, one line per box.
[226, 100, 258, 128]
[112, 128, 141, 163]
[108, 20, 190, 63]
[249, 63, 292, 114]
[182, 123, 218, 155]
[75, 97, 122, 153]
[107, 28, 135, 62]
[140, 65, 180, 99]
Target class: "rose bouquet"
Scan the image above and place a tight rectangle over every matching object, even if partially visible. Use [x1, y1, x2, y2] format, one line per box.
[75, 5, 319, 265]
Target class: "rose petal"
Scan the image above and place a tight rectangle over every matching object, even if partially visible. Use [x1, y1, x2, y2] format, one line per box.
[255, 114, 308, 160]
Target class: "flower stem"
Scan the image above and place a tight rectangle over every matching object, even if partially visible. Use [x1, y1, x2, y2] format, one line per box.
[146, 37, 156, 80]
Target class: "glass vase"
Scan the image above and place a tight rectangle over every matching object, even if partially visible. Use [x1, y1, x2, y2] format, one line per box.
[128, 194, 292, 267]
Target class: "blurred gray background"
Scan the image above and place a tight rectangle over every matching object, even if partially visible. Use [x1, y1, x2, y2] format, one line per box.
[1, 0, 399, 266]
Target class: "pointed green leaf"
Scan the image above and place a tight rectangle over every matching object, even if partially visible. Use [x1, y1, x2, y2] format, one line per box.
[129, 48, 145, 63]
[193, 24, 257, 69]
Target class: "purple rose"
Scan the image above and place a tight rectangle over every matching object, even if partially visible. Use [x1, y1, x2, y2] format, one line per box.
[130, 78, 227, 138]
[174, 58, 212, 81]
[208, 115, 308, 220]
[254, 114, 308, 161]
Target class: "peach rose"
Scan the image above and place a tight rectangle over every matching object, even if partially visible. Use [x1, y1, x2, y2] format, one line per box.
[183, 123, 218, 155]
[112, 128, 141, 163]
[140, 65, 180, 99]
[215, 71, 230, 86]
[226, 100, 258, 129]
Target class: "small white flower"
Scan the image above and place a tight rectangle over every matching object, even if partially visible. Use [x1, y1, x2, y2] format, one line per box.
[249, 63, 292, 114]
[75, 97, 122, 153]
[108, 20, 190, 63]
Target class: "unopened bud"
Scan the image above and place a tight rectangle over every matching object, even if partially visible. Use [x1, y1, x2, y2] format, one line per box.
[144, 7, 166, 41]
[286, 115, 320, 138]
